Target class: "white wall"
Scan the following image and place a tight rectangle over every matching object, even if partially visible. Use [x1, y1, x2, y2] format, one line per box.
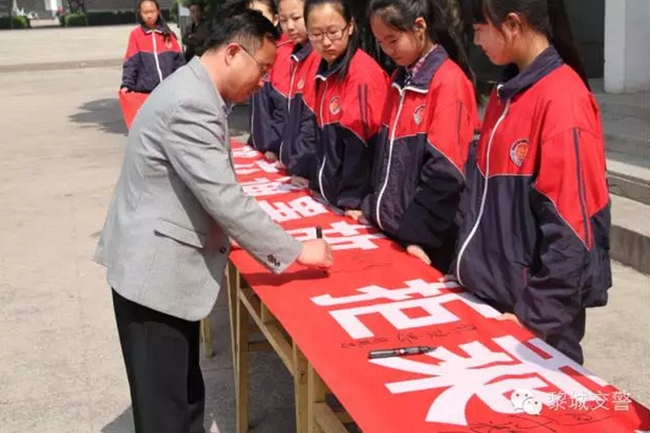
[604, 0, 650, 93]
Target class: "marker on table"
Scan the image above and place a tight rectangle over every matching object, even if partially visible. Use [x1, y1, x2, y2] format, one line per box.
[368, 346, 436, 359]
[315, 225, 329, 276]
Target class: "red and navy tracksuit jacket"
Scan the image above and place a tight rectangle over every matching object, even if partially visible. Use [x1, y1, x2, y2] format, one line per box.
[360, 46, 479, 271]
[278, 43, 321, 177]
[452, 47, 612, 357]
[249, 35, 294, 153]
[121, 23, 185, 93]
[309, 49, 389, 210]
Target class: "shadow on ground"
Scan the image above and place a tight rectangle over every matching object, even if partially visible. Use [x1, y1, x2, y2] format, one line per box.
[102, 407, 135, 433]
[69, 98, 127, 136]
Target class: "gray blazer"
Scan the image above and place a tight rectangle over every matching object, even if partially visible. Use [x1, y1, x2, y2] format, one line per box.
[95, 57, 302, 321]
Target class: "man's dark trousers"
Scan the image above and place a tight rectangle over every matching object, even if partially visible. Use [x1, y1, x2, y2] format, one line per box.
[112, 289, 206, 433]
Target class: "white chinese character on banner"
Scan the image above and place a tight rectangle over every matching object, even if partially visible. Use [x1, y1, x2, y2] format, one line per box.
[232, 145, 259, 159]
[312, 279, 500, 339]
[312, 279, 461, 306]
[371, 335, 609, 426]
[590, 391, 609, 411]
[287, 221, 386, 251]
[241, 177, 299, 197]
[235, 160, 280, 175]
[612, 391, 632, 411]
[259, 197, 328, 222]
[547, 392, 568, 411]
[569, 391, 592, 411]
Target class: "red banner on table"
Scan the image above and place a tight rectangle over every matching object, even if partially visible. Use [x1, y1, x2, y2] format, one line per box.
[118, 91, 148, 130]
[229, 142, 650, 433]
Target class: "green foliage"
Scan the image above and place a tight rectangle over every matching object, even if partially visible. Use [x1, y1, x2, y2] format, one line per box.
[64, 12, 87, 27]
[0, 15, 30, 29]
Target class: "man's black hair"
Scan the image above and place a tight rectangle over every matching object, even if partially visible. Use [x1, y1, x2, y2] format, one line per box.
[205, 7, 280, 51]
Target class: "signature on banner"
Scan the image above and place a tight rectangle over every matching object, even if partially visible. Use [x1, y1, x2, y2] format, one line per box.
[310, 278, 621, 427]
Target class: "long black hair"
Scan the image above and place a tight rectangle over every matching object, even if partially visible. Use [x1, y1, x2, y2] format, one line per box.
[367, 0, 474, 82]
[468, 0, 589, 89]
[304, 0, 360, 78]
[137, 0, 174, 42]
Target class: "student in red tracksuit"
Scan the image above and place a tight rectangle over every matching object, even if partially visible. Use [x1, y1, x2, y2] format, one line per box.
[350, 0, 479, 273]
[120, 0, 185, 94]
[452, 0, 612, 365]
[304, 0, 389, 211]
[275, 0, 322, 187]
[247, 0, 294, 160]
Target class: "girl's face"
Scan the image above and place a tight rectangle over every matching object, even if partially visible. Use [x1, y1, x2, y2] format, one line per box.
[473, 16, 519, 66]
[139, 1, 159, 29]
[370, 14, 426, 67]
[249, 1, 278, 27]
[278, 0, 307, 45]
[306, 4, 353, 65]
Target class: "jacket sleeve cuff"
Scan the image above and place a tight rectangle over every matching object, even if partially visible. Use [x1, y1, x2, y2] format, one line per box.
[267, 238, 303, 275]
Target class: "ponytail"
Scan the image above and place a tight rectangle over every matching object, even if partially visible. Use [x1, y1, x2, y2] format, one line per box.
[367, 0, 475, 82]
[547, 0, 589, 89]
[427, 0, 474, 83]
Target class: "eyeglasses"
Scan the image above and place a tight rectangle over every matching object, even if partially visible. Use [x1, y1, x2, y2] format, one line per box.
[238, 44, 271, 80]
[307, 25, 348, 42]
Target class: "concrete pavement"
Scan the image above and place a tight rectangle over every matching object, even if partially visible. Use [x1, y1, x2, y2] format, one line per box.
[0, 25, 648, 433]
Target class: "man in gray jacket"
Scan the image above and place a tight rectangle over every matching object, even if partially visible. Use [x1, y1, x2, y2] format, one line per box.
[95, 9, 332, 433]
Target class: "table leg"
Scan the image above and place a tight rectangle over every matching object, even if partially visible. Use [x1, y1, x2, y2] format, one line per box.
[199, 316, 214, 358]
[235, 278, 250, 433]
[308, 363, 326, 433]
[293, 343, 309, 433]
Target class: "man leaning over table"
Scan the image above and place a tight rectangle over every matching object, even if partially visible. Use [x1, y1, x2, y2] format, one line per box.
[94, 8, 333, 433]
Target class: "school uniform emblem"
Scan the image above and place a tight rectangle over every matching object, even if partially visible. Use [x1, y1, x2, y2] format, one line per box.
[510, 139, 530, 167]
[329, 97, 341, 115]
[413, 105, 426, 125]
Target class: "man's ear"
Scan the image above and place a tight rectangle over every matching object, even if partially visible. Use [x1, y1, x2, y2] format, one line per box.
[224, 43, 241, 65]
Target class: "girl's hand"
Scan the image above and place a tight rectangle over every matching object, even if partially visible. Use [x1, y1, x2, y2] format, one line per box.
[406, 245, 431, 265]
[345, 210, 369, 225]
[291, 175, 309, 189]
[264, 151, 278, 162]
[120, 87, 130, 94]
[497, 313, 546, 340]
[276, 160, 286, 169]
[497, 312, 523, 327]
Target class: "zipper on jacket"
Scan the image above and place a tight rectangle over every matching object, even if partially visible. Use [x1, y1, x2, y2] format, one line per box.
[455, 96, 511, 286]
[375, 88, 407, 230]
[279, 58, 299, 162]
[151, 32, 164, 84]
[317, 79, 331, 204]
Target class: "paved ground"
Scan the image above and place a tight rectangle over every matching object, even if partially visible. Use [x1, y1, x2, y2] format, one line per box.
[0, 25, 648, 433]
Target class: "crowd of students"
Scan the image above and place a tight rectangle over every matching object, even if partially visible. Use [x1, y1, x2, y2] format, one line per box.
[240, 0, 612, 365]
[119, 0, 613, 365]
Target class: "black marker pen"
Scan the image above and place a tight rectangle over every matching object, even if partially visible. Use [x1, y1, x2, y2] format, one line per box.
[315, 225, 329, 276]
[368, 346, 436, 359]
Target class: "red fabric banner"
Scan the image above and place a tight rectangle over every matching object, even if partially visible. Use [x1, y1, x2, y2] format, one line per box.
[229, 142, 650, 433]
[118, 91, 148, 130]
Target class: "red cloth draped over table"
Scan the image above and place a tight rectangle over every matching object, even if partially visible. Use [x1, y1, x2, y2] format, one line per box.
[230, 141, 650, 433]
[118, 91, 148, 130]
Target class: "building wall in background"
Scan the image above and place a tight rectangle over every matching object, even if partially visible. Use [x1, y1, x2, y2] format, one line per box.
[84, 0, 172, 12]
